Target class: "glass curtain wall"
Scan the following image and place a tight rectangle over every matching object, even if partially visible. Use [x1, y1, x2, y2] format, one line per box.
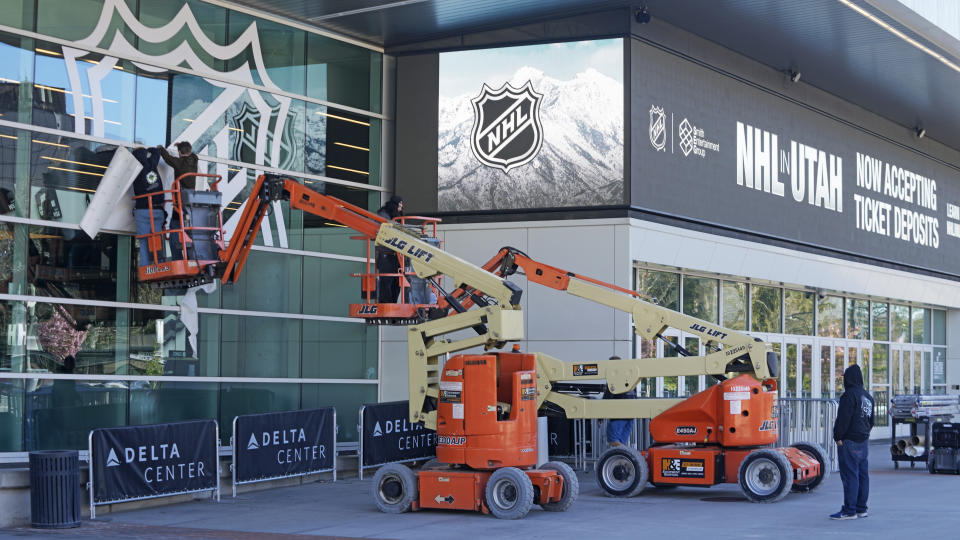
[0, 0, 384, 452]
[634, 265, 947, 402]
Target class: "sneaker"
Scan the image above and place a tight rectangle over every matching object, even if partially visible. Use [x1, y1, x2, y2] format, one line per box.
[857, 512, 868, 518]
[830, 511, 857, 520]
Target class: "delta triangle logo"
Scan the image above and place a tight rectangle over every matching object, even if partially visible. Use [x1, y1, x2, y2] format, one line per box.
[247, 433, 260, 450]
[373, 422, 383, 437]
[106, 448, 120, 467]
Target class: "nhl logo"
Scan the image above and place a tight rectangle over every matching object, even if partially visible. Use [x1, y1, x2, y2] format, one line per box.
[649, 105, 666, 152]
[470, 81, 543, 173]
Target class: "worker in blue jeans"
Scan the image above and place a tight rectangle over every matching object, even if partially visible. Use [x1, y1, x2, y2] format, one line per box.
[604, 356, 636, 447]
[831, 364, 874, 520]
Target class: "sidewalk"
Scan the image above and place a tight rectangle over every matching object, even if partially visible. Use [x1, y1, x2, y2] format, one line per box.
[5, 443, 957, 539]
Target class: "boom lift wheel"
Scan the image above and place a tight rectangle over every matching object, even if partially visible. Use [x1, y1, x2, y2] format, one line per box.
[738, 449, 792, 503]
[485, 467, 534, 519]
[596, 446, 648, 497]
[789, 441, 830, 493]
[538, 461, 579, 512]
[372, 463, 418, 513]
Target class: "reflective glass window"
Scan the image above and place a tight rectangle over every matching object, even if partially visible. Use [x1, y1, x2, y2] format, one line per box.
[682, 276, 717, 324]
[890, 304, 910, 343]
[25, 377, 127, 450]
[36, 0, 111, 41]
[0, 0, 34, 31]
[307, 32, 382, 113]
[29, 133, 115, 223]
[228, 11, 305, 95]
[933, 310, 946, 346]
[305, 102, 375, 183]
[301, 321, 377, 380]
[817, 295, 843, 337]
[912, 307, 930, 344]
[846, 299, 869, 340]
[219, 316, 300, 378]
[302, 383, 377, 442]
[219, 382, 300, 441]
[33, 43, 136, 142]
[784, 289, 814, 335]
[872, 343, 888, 386]
[637, 269, 679, 311]
[137, 1, 228, 71]
[750, 285, 781, 333]
[0, 33, 33, 122]
[871, 302, 888, 341]
[0, 379, 23, 451]
[721, 281, 746, 331]
[130, 381, 218, 426]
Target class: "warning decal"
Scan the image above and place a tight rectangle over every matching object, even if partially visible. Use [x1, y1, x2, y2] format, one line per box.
[572, 364, 599, 376]
[660, 457, 706, 479]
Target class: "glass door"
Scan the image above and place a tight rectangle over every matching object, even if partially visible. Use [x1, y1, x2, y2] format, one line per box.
[782, 337, 813, 397]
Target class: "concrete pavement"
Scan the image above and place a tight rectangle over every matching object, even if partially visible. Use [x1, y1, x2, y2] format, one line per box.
[4, 443, 957, 539]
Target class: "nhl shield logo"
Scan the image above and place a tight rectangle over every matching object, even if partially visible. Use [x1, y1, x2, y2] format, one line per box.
[649, 105, 666, 152]
[470, 81, 543, 172]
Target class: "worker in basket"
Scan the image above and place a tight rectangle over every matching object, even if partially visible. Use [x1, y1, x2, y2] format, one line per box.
[156, 141, 216, 261]
[375, 195, 403, 302]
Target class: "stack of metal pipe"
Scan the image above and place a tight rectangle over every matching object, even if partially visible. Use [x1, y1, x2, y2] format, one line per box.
[891, 394, 960, 419]
[890, 435, 928, 457]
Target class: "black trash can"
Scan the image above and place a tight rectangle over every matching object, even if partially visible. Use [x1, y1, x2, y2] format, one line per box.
[29, 450, 81, 529]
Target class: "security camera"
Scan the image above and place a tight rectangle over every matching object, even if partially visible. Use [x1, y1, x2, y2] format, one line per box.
[635, 6, 651, 24]
[915, 126, 926, 139]
[789, 70, 801, 83]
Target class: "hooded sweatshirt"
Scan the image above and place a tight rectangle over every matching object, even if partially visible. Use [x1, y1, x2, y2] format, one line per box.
[833, 364, 875, 442]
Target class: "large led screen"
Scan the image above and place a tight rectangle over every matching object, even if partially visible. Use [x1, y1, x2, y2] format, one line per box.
[438, 39, 624, 211]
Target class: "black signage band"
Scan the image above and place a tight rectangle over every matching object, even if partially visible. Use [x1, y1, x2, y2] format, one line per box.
[358, 401, 436, 478]
[231, 408, 337, 496]
[88, 419, 219, 518]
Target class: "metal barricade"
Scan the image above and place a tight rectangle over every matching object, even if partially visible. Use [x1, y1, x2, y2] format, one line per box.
[777, 397, 840, 472]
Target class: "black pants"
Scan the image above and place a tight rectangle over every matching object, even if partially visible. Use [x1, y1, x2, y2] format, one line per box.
[376, 250, 399, 303]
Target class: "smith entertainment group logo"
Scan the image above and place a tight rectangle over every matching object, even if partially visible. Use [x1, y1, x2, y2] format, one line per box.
[649, 105, 666, 152]
[470, 81, 543, 173]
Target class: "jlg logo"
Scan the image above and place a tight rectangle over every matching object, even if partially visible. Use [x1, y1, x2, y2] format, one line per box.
[358, 305, 378, 314]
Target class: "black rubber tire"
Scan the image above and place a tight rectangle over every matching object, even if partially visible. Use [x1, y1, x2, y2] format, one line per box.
[595, 446, 648, 497]
[372, 463, 418, 514]
[485, 467, 534, 519]
[790, 441, 831, 493]
[539, 461, 579, 512]
[738, 449, 792, 503]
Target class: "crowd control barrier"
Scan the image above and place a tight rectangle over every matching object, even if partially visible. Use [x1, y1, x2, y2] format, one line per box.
[777, 397, 840, 472]
[358, 401, 435, 479]
[231, 407, 336, 497]
[88, 420, 219, 518]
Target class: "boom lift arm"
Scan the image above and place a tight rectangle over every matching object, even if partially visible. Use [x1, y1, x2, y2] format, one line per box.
[204, 175, 778, 432]
[424, 247, 780, 423]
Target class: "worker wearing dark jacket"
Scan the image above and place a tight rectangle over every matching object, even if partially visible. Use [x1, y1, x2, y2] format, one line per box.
[157, 142, 198, 258]
[131, 146, 165, 265]
[157, 142, 199, 188]
[376, 196, 403, 303]
[831, 364, 874, 520]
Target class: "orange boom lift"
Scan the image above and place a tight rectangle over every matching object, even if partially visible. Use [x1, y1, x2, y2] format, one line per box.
[138, 176, 826, 517]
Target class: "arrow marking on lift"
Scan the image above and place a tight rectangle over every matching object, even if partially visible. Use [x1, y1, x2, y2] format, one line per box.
[434, 495, 455, 504]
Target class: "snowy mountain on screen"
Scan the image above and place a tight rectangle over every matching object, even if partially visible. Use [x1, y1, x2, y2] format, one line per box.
[438, 66, 623, 211]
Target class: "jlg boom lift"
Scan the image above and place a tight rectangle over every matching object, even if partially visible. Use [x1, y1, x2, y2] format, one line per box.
[139, 174, 829, 519]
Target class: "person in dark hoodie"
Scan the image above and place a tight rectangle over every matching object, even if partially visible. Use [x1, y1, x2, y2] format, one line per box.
[375, 196, 403, 303]
[831, 364, 874, 520]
